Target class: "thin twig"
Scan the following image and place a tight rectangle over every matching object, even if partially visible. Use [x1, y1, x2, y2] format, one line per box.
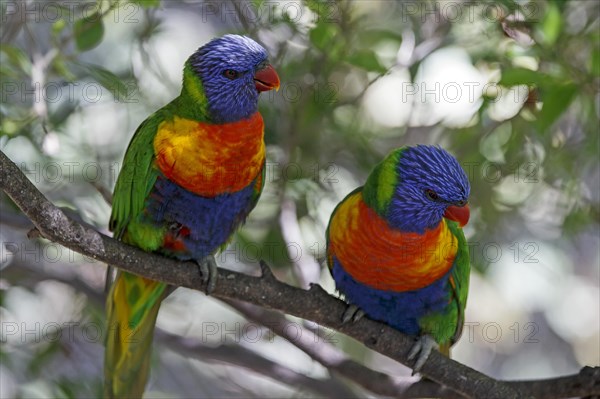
[159, 329, 360, 398]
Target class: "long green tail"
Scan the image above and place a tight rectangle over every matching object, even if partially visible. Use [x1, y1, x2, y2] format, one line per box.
[104, 271, 168, 398]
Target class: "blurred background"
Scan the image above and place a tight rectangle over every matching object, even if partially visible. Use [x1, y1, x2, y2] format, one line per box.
[1, 0, 599, 397]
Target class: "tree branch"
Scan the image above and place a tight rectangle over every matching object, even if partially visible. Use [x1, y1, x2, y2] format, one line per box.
[1, 150, 598, 399]
[223, 299, 462, 398]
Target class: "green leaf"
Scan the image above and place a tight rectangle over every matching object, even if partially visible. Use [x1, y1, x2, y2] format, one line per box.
[1, 118, 21, 136]
[538, 83, 577, 132]
[499, 68, 546, 87]
[309, 23, 338, 51]
[130, 0, 160, 7]
[73, 13, 104, 51]
[541, 2, 562, 46]
[28, 341, 60, 375]
[360, 29, 403, 44]
[0, 46, 31, 74]
[479, 122, 512, 163]
[499, 68, 579, 133]
[305, 0, 338, 21]
[52, 19, 66, 36]
[80, 64, 129, 99]
[590, 48, 600, 77]
[55, 380, 76, 399]
[346, 49, 387, 73]
[563, 207, 594, 235]
[51, 56, 77, 81]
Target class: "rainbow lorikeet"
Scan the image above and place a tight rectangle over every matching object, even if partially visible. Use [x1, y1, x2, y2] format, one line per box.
[326, 145, 471, 371]
[104, 35, 280, 398]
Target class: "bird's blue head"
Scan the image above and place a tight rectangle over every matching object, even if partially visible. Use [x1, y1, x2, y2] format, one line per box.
[187, 34, 280, 123]
[364, 145, 471, 234]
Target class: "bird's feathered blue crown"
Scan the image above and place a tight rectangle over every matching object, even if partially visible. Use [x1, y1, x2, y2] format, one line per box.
[188, 35, 269, 123]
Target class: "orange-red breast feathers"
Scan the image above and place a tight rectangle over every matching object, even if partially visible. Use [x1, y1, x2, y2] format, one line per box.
[328, 191, 458, 292]
[154, 112, 265, 197]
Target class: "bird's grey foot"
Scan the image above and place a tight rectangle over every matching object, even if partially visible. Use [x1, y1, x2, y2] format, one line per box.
[407, 335, 439, 375]
[196, 255, 218, 295]
[341, 304, 366, 324]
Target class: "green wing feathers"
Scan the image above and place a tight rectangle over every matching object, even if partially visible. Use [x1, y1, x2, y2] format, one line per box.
[109, 112, 164, 240]
[447, 221, 470, 345]
[105, 111, 170, 398]
[104, 272, 168, 399]
[417, 220, 470, 349]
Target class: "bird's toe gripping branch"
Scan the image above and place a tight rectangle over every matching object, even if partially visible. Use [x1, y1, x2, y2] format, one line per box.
[196, 255, 218, 295]
[341, 304, 366, 324]
[407, 334, 439, 375]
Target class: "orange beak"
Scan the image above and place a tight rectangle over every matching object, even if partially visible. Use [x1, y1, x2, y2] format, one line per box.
[254, 64, 280, 92]
[444, 203, 470, 227]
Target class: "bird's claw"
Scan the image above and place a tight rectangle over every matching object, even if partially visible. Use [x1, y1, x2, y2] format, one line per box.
[341, 304, 365, 324]
[196, 255, 218, 295]
[407, 335, 439, 375]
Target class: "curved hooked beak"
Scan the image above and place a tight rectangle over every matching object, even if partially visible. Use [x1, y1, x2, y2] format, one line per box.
[254, 64, 280, 92]
[444, 203, 470, 227]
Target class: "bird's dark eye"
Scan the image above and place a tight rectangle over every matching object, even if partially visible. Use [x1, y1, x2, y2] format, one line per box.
[223, 69, 239, 79]
[425, 189, 440, 201]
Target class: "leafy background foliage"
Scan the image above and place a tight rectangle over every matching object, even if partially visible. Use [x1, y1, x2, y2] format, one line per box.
[1, 0, 598, 397]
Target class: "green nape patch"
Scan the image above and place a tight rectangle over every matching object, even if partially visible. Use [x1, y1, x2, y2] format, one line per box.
[362, 149, 403, 216]
[180, 63, 209, 119]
